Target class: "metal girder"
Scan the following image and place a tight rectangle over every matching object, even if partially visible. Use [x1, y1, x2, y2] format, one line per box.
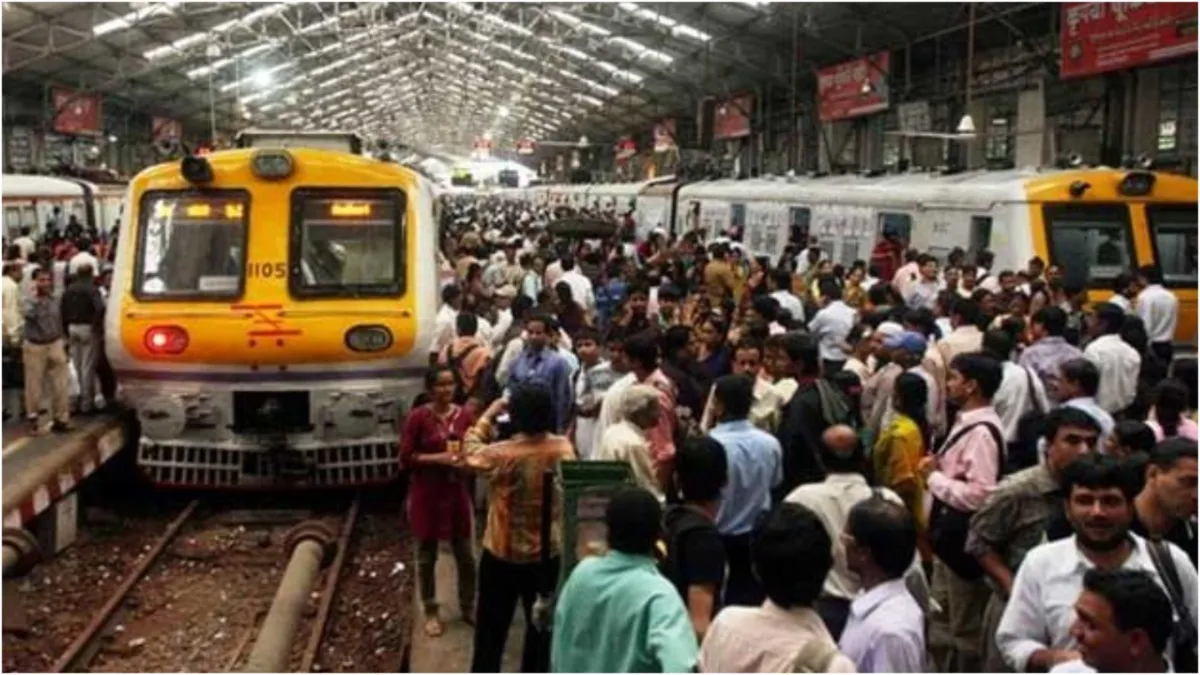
[2, 3, 106, 73]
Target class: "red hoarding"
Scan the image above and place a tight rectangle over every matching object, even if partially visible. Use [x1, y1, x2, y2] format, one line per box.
[51, 87, 102, 136]
[516, 138, 537, 155]
[1060, 3, 1198, 79]
[614, 136, 637, 161]
[713, 95, 753, 141]
[151, 117, 182, 142]
[817, 52, 890, 122]
[653, 119, 676, 152]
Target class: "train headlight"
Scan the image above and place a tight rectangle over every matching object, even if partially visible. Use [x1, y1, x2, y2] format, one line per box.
[144, 325, 189, 355]
[328, 393, 377, 439]
[139, 395, 187, 440]
[251, 150, 294, 180]
[1118, 171, 1155, 197]
[345, 325, 394, 353]
[181, 155, 214, 184]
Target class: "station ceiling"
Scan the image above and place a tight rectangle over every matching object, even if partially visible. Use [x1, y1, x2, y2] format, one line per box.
[3, 2, 1006, 155]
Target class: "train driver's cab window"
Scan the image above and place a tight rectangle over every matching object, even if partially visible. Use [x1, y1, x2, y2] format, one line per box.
[136, 191, 249, 298]
[1148, 204, 1198, 287]
[1043, 204, 1133, 284]
[291, 189, 404, 297]
[878, 212, 913, 242]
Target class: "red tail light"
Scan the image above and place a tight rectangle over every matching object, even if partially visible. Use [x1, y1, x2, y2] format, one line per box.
[144, 326, 189, 354]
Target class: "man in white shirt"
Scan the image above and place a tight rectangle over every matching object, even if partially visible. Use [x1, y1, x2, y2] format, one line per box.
[699, 503, 858, 673]
[2, 261, 23, 345]
[557, 254, 595, 313]
[984, 329, 1049, 445]
[1049, 569, 1176, 674]
[807, 279, 857, 376]
[1107, 272, 1137, 314]
[1083, 303, 1141, 414]
[997, 452, 1197, 673]
[1135, 265, 1179, 364]
[429, 284, 462, 363]
[595, 385, 663, 500]
[904, 254, 941, 311]
[786, 425, 926, 641]
[839, 497, 927, 673]
[489, 285, 516, 350]
[12, 227, 35, 261]
[65, 237, 98, 277]
[1059, 358, 1116, 451]
[768, 268, 805, 325]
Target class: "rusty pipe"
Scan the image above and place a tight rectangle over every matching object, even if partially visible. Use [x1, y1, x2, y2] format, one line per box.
[2, 529, 39, 578]
[243, 522, 336, 673]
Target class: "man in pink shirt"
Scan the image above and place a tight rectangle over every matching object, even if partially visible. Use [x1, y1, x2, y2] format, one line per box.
[918, 352, 1005, 673]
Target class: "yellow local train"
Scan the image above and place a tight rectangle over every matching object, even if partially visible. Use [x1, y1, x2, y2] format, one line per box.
[105, 131, 438, 488]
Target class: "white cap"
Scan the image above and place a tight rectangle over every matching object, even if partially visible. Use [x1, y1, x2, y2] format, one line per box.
[875, 321, 905, 339]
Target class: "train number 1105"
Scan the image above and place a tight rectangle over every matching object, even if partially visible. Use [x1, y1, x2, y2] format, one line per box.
[247, 262, 287, 278]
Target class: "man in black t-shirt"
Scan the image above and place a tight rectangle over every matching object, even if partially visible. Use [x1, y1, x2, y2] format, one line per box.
[661, 436, 728, 642]
[1132, 438, 1198, 567]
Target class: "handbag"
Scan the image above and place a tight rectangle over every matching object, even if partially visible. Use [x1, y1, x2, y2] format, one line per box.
[928, 420, 1004, 580]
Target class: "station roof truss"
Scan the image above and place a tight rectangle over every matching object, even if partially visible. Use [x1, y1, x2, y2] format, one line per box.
[2, 2, 1000, 155]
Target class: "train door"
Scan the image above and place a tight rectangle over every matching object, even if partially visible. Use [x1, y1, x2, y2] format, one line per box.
[3, 201, 37, 240]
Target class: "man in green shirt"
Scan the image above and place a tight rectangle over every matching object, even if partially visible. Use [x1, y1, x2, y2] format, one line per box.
[551, 488, 699, 673]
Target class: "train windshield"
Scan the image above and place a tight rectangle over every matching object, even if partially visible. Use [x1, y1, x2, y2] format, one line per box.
[135, 191, 249, 299]
[290, 188, 405, 297]
[1043, 203, 1135, 286]
[1147, 204, 1198, 288]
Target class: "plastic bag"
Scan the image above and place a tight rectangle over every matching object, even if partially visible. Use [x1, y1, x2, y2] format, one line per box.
[68, 361, 81, 399]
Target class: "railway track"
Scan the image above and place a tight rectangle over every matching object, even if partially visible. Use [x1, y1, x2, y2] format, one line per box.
[46, 498, 363, 673]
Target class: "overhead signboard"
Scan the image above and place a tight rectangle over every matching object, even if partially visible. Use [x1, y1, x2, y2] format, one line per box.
[151, 117, 183, 142]
[51, 87, 102, 136]
[817, 51, 891, 123]
[653, 119, 676, 152]
[713, 94, 753, 141]
[1060, 3, 1197, 79]
[516, 138, 537, 155]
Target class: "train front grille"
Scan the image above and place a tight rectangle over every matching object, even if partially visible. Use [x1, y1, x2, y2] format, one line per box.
[138, 441, 398, 487]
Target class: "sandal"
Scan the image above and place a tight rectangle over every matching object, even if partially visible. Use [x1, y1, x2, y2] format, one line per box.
[423, 616, 445, 638]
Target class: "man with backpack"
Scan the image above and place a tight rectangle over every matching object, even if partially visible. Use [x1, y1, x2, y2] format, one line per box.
[917, 352, 1005, 673]
[438, 312, 493, 408]
[774, 332, 856, 500]
[661, 437, 728, 642]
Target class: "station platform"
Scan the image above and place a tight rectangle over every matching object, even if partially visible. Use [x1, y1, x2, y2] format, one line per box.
[409, 541, 526, 673]
[2, 414, 127, 529]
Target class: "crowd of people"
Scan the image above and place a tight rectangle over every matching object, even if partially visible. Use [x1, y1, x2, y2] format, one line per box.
[2, 209, 118, 432]
[405, 194, 1197, 674]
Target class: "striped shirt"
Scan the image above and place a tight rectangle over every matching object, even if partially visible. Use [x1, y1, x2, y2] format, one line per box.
[465, 418, 575, 563]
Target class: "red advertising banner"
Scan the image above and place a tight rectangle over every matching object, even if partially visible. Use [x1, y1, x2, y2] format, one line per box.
[151, 117, 183, 142]
[516, 138, 537, 155]
[614, 136, 637, 161]
[1060, 3, 1198, 79]
[653, 119, 676, 152]
[817, 51, 890, 122]
[51, 87, 102, 136]
[713, 95, 753, 141]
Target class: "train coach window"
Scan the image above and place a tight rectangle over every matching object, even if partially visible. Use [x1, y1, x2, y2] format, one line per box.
[1043, 204, 1134, 285]
[134, 191, 249, 300]
[290, 189, 405, 298]
[1148, 205, 1198, 287]
[878, 212, 912, 241]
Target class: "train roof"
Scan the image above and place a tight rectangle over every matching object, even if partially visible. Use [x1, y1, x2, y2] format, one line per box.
[675, 167, 1197, 207]
[2, 174, 88, 198]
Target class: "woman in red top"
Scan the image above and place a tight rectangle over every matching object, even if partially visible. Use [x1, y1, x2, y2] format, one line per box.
[399, 366, 477, 638]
